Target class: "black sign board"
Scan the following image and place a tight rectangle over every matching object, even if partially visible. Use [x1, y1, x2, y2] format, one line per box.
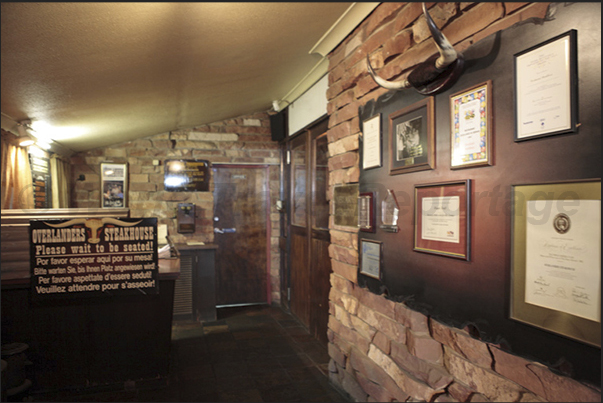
[29, 217, 158, 299]
[164, 159, 210, 192]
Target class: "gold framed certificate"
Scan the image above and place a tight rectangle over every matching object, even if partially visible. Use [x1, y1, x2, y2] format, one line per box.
[511, 179, 601, 347]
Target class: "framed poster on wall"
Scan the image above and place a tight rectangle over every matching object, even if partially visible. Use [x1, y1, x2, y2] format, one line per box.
[388, 97, 435, 175]
[101, 162, 127, 208]
[450, 80, 493, 168]
[510, 179, 601, 347]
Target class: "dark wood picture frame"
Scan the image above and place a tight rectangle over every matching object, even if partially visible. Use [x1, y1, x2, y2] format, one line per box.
[414, 180, 470, 260]
[450, 80, 493, 168]
[388, 97, 435, 175]
[514, 29, 578, 141]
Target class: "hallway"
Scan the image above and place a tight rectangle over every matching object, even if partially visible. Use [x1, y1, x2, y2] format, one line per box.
[29, 305, 351, 402]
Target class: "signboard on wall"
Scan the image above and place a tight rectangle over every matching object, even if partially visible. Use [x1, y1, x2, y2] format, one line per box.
[29, 217, 158, 299]
[164, 159, 210, 192]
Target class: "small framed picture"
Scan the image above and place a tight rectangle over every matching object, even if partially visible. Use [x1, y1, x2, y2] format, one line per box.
[388, 97, 435, 175]
[450, 80, 493, 168]
[360, 239, 382, 280]
[101, 162, 127, 208]
[362, 114, 382, 170]
[514, 30, 578, 141]
[414, 180, 470, 260]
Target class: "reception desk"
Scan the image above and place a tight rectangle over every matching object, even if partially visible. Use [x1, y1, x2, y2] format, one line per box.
[0, 209, 178, 393]
[172, 243, 218, 323]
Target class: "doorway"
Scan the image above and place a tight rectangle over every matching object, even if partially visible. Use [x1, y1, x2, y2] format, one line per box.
[212, 165, 270, 306]
[285, 118, 331, 344]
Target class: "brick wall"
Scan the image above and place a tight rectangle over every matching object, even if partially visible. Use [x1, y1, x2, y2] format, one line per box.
[70, 111, 282, 303]
[324, 3, 600, 402]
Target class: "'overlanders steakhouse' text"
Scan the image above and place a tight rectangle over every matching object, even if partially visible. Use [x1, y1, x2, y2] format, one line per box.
[31, 226, 154, 243]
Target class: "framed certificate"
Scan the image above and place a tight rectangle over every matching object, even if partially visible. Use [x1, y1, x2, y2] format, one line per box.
[414, 180, 470, 260]
[360, 239, 382, 280]
[510, 180, 601, 347]
[101, 162, 127, 208]
[362, 114, 382, 170]
[450, 81, 492, 168]
[388, 97, 435, 175]
[514, 30, 578, 141]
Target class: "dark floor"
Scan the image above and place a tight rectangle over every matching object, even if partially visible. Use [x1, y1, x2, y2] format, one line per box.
[28, 305, 351, 402]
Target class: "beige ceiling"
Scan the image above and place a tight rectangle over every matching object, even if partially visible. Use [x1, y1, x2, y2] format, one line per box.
[1, 2, 367, 154]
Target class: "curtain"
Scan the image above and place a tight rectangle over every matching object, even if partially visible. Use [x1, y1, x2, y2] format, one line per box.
[1, 132, 34, 209]
[50, 154, 71, 208]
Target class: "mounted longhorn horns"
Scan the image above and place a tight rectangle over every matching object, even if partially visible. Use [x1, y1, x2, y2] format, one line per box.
[366, 2, 464, 95]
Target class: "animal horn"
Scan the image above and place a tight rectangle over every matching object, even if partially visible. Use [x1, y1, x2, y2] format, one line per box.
[101, 218, 143, 226]
[366, 54, 411, 91]
[423, 2, 457, 69]
[45, 218, 87, 228]
[366, 2, 464, 95]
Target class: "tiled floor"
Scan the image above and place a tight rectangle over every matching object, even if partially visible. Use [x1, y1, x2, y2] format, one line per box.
[28, 305, 351, 402]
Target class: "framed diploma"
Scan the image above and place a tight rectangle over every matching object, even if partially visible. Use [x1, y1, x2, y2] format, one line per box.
[450, 81, 493, 168]
[358, 192, 375, 233]
[388, 97, 435, 175]
[514, 30, 578, 141]
[101, 162, 128, 208]
[362, 114, 382, 170]
[414, 180, 470, 260]
[360, 239, 382, 280]
[511, 180, 601, 347]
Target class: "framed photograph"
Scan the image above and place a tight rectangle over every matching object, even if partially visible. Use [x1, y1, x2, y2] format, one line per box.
[450, 80, 493, 168]
[358, 192, 375, 233]
[388, 97, 435, 175]
[360, 239, 382, 280]
[101, 162, 127, 208]
[362, 114, 382, 170]
[510, 180, 601, 347]
[414, 180, 470, 260]
[514, 30, 578, 141]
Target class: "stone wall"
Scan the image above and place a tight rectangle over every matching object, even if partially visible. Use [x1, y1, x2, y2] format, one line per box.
[70, 111, 282, 303]
[324, 2, 601, 402]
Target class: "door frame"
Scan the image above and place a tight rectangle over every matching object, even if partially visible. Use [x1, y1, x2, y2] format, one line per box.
[212, 163, 272, 305]
[282, 116, 331, 338]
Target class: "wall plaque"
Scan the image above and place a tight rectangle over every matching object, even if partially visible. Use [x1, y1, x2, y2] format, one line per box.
[164, 159, 211, 192]
[334, 184, 359, 227]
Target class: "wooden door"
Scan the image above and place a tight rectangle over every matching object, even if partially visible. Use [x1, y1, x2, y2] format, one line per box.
[287, 118, 331, 344]
[213, 165, 269, 306]
[289, 133, 310, 326]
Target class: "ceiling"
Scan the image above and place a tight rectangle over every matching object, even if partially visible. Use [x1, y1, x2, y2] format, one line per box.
[1, 2, 375, 154]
